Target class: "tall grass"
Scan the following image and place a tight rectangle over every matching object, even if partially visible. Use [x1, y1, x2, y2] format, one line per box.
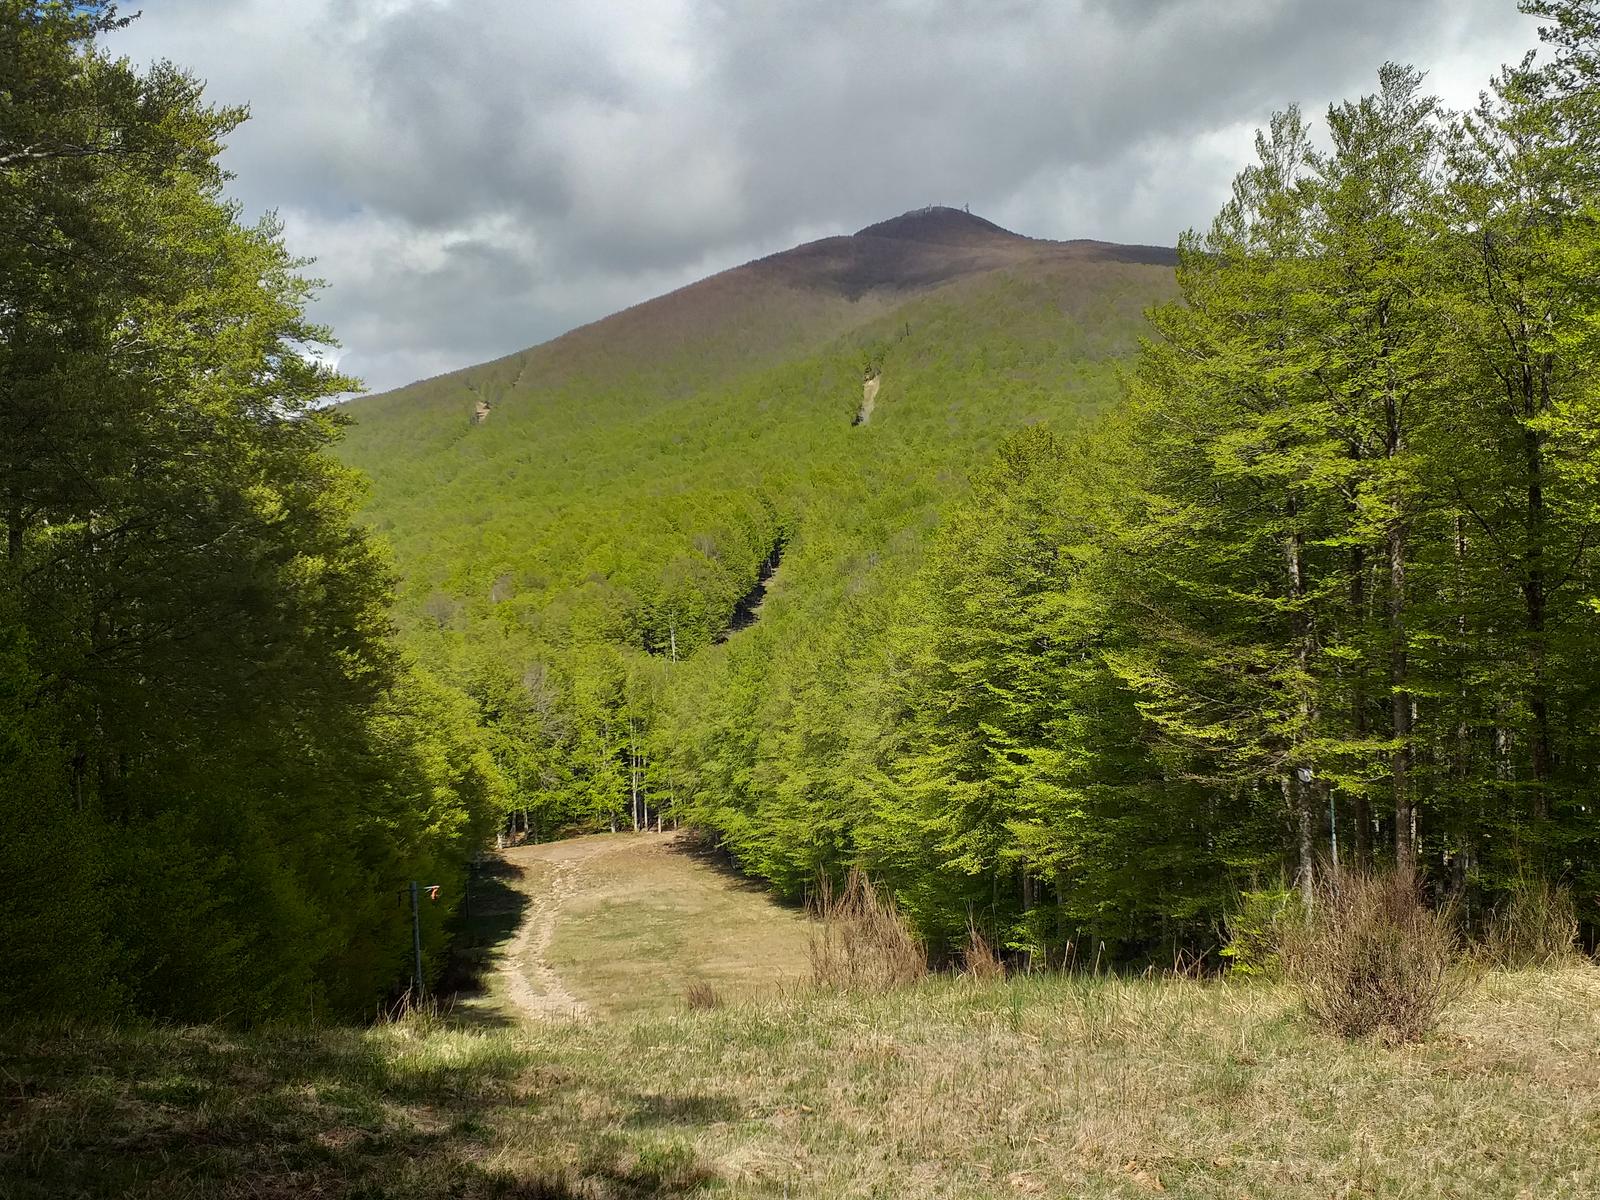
[962, 918, 1006, 981]
[683, 980, 723, 1010]
[1480, 876, 1580, 967]
[1279, 871, 1462, 1043]
[807, 869, 926, 990]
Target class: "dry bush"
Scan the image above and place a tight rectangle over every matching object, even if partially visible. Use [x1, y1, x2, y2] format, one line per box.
[1167, 946, 1213, 981]
[1280, 870, 1462, 1044]
[1480, 876, 1579, 967]
[683, 980, 722, 1011]
[962, 919, 1006, 981]
[808, 868, 926, 991]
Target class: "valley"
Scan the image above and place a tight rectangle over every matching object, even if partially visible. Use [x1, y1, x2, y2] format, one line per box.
[9, 6, 1600, 1198]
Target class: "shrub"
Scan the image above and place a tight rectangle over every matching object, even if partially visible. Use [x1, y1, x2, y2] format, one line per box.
[807, 869, 926, 991]
[1220, 885, 1299, 978]
[1480, 876, 1579, 967]
[683, 980, 722, 1011]
[1280, 871, 1462, 1044]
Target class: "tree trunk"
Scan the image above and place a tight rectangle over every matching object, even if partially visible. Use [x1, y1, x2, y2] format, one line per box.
[1285, 772, 1315, 905]
[1521, 387, 1551, 831]
[628, 717, 641, 832]
[1350, 545, 1372, 868]
[1451, 514, 1474, 873]
[5, 499, 20, 562]
[1020, 872, 1035, 972]
[1322, 778, 1338, 873]
[1285, 517, 1319, 897]
[1389, 520, 1414, 880]
[1385, 365, 1414, 881]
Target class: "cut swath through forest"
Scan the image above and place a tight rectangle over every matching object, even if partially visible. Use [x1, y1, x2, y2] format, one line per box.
[716, 536, 786, 643]
[448, 831, 811, 1024]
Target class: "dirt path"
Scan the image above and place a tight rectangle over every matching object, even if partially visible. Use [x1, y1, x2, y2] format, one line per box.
[472, 830, 812, 1025]
[495, 834, 635, 1021]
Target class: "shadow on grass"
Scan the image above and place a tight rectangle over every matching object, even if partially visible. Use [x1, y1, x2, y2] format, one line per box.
[0, 1023, 721, 1199]
[667, 831, 802, 907]
[438, 854, 532, 1029]
[625, 1092, 742, 1128]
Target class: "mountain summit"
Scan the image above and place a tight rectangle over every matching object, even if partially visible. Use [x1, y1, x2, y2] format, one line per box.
[752, 206, 1173, 300]
[854, 205, 1020, 245]
[340, 210, 1176, 432]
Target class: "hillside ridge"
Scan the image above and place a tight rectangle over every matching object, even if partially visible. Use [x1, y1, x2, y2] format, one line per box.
[342, 208, 1176, 409]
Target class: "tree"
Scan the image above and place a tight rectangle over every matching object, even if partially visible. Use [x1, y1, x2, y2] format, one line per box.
[0, 3, 499, 1019]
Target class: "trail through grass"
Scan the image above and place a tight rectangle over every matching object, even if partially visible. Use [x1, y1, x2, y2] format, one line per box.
[455, 832, 811, 1025]
[6, 840, 1599, 1197]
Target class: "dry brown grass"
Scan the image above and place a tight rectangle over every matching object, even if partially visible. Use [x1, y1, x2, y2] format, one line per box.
[13, 965, 1600, 1198]
[683, 980, 722, 1011]
[1280, 870, 1463, 1043]
[807, 869, 927, 991]
[1479, 876, 1581, 967]
[961, 918, 1006, 981]
[522, 833, 811, 1019]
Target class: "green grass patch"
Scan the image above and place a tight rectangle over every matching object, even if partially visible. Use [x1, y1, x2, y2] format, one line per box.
[6, 965, 1599, 1198]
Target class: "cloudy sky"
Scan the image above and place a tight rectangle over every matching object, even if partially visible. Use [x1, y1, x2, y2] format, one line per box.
[112, 1, 1541, 393]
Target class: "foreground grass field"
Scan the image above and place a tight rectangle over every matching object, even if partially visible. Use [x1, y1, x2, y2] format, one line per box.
[6, 964, 1599, 1198]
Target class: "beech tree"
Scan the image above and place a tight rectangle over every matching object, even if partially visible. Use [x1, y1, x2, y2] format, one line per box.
[0, 2, 502, 1019]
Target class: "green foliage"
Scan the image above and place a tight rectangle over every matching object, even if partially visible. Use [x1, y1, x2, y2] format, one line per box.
[0, 4, 501, 1020]
[1221, 887, 1300, 978]
[1094, 31, 1600, 932]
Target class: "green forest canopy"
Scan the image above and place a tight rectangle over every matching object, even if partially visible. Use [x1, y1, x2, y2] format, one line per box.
[1, 1, 504, 1021]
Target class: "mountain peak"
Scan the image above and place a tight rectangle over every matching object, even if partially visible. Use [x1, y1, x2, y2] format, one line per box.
[853, 206, 1021, 246]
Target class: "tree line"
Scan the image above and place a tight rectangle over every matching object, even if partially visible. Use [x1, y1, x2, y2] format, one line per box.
[1, 2, 506, 1021]
[665, 2, 1600, 960]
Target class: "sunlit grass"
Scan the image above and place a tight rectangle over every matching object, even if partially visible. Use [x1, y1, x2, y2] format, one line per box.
[7, 963, 1599, 1198]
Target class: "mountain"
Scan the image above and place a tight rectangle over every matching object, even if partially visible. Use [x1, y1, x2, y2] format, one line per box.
[334, 206, 1177, 839]
[340, 206, 1173, 443]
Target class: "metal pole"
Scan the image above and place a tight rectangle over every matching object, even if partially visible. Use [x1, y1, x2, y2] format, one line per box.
[1329, 789, 1340, 872]
[409, 880, 423, 1001]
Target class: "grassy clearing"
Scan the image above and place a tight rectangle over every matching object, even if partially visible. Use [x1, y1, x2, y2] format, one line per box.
[547, 835, 811, 1019]
[5, 965, 1599, 1198]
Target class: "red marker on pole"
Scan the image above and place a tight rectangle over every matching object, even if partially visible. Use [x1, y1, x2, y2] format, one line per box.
[405, 882, 443, 1002]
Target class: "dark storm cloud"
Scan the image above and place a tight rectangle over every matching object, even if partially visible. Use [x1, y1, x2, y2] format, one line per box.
[114, 0, 1536, 392]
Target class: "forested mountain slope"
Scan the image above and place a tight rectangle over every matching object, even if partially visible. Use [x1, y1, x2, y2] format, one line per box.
[339, 211, 1175, 650]
[343, 0, 1600, 972]
[336, 209, 1179, 869]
